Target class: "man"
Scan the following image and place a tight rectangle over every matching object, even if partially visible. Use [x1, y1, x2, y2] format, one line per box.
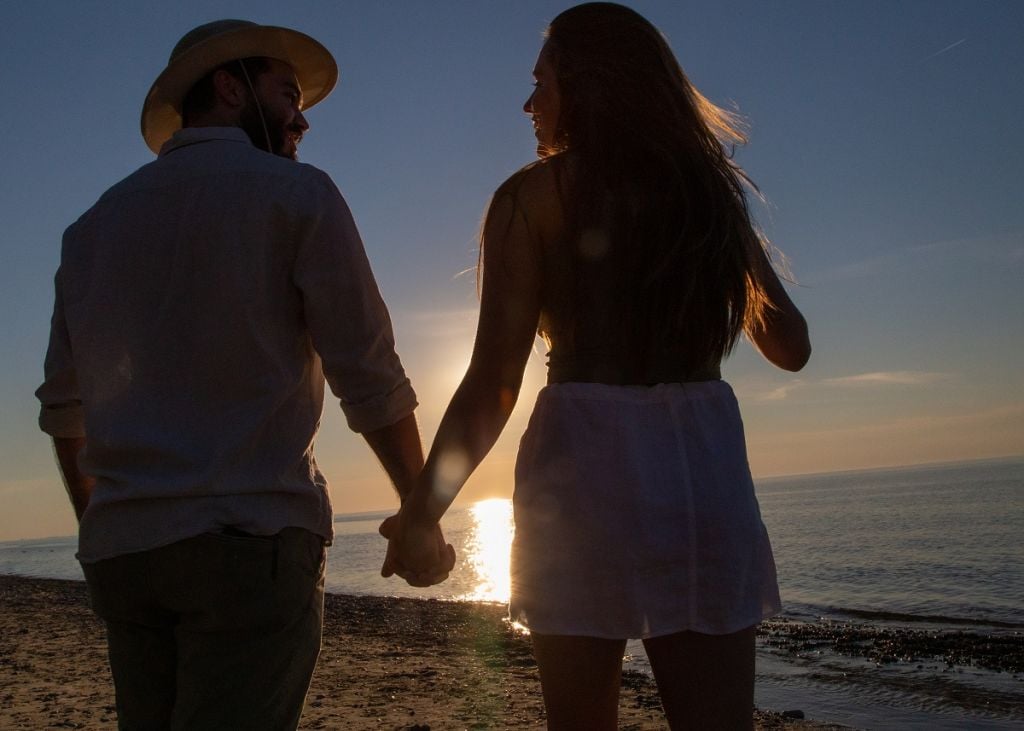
[36, 19, 451, 730]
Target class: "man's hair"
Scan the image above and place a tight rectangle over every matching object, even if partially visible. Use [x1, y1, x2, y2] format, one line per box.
[180, 57, 272, 124]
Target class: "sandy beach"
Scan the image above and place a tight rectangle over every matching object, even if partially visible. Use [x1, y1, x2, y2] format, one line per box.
[0, 575, 846, 730]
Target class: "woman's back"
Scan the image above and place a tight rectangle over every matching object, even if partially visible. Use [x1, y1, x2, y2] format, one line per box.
[498, 153, 734, 386]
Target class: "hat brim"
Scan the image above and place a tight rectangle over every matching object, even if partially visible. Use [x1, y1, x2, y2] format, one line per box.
[141, 25, 338, 154]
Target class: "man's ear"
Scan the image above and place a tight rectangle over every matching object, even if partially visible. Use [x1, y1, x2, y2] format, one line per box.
[212, 68, 249, 109]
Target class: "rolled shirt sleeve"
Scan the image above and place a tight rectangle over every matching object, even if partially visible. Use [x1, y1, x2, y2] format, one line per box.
[36, 266, 87, 438]
[293, 171, 417, 433]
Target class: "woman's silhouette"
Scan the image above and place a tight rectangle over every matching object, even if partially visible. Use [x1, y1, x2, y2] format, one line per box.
[387, 4, 810, 728]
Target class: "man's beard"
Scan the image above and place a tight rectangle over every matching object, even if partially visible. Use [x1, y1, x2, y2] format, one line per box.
[239, 98, 295, 160]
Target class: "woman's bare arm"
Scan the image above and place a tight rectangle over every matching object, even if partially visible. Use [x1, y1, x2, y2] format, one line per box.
[746, 245, 811, 372]
[393, 173, 549, 571]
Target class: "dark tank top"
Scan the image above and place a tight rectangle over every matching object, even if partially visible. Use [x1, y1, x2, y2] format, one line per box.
[522, 157, 723, 386]
[540, 248, 721, 386]
[546, 345, 720, 385]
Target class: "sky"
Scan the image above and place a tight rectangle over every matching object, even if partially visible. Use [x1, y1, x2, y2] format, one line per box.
[2, 1, 1022, 541]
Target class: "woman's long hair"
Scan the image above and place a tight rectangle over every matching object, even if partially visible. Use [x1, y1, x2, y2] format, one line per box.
[538, 2, 771, 374]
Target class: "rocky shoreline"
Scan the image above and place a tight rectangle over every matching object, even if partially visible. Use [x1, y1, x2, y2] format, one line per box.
[1, 575, 849, 730]
[756, 615, 1024, 724]
[760, 616, 1023, 674]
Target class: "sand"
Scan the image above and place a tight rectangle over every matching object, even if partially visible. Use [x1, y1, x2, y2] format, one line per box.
[0, 575, 844, 730]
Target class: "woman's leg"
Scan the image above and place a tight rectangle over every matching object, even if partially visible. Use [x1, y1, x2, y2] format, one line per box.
[642, 625, 756, 730]
[530, 632, 627, 731]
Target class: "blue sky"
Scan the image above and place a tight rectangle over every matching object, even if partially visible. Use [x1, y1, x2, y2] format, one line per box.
[2, 1, 1022, 540]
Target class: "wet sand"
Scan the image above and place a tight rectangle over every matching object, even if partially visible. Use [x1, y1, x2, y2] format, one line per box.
[0, 575, 844, 730]
[757, 615, 1024, 726]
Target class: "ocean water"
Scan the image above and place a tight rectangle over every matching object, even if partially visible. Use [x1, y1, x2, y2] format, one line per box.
[2, 456, 1021, 729]
[759, 458, 1023, 628]
[751, 457, 1024, 730]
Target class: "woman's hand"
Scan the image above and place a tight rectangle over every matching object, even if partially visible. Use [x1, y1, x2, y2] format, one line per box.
[379, 512, 457, 588]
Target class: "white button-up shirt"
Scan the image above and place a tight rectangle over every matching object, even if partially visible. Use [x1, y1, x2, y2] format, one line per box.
[37, 127, 417, 561]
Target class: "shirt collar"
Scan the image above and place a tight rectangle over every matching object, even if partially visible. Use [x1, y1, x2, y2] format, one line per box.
[159, 127, 253, 157]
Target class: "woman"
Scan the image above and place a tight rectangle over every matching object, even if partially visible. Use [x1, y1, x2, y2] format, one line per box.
[385, 3, 810, 728]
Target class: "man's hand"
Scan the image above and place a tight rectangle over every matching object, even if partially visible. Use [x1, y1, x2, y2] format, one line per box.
[379, 512, 456, 588]
[53, 436, 95, 522]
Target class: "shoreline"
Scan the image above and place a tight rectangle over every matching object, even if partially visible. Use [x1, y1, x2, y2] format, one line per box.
[0, 575, 843, 730]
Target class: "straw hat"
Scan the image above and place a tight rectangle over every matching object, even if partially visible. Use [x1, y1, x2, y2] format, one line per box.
[141, 19, 338, 154]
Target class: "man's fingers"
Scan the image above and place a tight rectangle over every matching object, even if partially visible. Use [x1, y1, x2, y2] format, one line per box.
[392, 565, 438, 587]
[378, 514, 399, 539]
[381, 541, 402, 577]
[412, 553, 455, 587]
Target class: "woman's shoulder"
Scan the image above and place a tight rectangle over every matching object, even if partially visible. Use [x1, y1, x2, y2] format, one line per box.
[500, 155, 569, 200]
[491, 155, 568, 227]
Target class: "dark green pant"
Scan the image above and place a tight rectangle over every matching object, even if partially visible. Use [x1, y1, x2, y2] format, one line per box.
[82, 528, 325, 731]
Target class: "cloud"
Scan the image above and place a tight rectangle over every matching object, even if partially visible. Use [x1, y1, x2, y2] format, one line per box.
[746, 402, 1024, 477]
[803, 246, 911, 284]
[803, 231, 1023, 284]
[823, 371, 947, 387]
[753, 401, 1024, 447]
[921, 38, 966, 64]
[756, 381, 806, 402]
[893, 38, 968, 80]
[743, 370, 946, 402]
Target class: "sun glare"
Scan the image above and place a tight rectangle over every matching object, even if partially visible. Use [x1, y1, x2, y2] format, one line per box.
[463, 498, 514, 603]
[445, 345, 473, 392]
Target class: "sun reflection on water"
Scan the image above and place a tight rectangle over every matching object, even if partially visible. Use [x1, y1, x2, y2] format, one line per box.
[461, 498, 514, 603]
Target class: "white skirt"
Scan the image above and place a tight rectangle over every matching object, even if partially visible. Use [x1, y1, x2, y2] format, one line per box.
[509, 381, 780, 639]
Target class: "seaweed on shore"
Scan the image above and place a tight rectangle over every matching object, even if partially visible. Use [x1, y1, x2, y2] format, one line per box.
[759, 618, 1024, 674]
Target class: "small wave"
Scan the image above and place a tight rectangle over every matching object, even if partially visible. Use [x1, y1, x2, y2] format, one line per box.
[826, 606, 1024, 629]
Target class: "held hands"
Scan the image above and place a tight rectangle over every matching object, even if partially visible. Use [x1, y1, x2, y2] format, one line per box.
[379, 511, 457, 588]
